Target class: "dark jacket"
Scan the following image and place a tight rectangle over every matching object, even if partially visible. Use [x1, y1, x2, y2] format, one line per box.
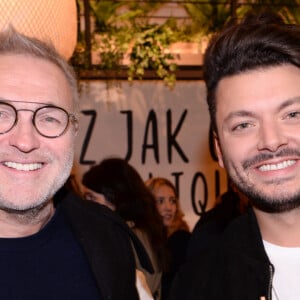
[187, 190, 244, 259]
[169, 209, 274, 300]
[59, 192, 153, 300]
[162, 229, 191, 300]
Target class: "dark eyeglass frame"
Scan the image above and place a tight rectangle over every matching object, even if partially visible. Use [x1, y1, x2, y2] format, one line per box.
[0, 100, 78, 138]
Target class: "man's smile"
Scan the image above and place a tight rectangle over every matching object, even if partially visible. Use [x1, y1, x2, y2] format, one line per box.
[3, 161, 43, 171]
[258, 159, 296, 172]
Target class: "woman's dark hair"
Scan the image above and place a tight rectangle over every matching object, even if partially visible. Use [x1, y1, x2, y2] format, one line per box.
[82, 157, 168, 270]
[204, 10, 300, 133]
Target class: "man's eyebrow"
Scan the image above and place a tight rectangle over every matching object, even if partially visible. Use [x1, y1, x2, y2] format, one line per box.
[0, 98, 54, 106]
[278, 97, 300, 111]
[224, 110, 255, 124]
[223, 96, 300, 124]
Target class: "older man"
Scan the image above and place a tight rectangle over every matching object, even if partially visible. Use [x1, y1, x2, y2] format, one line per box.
[0, 27, 150, 300]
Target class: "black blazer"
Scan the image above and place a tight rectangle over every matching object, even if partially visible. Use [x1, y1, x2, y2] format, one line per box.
[60, 192, 153, 300]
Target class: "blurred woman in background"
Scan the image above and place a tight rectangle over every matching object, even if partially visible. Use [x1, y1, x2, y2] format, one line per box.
[82, 158, 168, 300]
[146, 177, 191, 300]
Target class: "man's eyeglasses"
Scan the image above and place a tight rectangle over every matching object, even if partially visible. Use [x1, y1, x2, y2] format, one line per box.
[0, 101, 78, 138]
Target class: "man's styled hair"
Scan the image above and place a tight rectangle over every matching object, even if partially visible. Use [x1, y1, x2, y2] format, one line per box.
[204, 11, 300, 133]
[0, 26, 78, 110]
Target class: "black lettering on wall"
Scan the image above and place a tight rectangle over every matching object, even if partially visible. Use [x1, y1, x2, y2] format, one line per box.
[171, 172, 183, 196]
[142, 110, 159, 164]
[215, 170, 221, 199]
[120, 110, 133, 161]
[209, 122, 218, 162]
[191, 172, 208, 216]
[79, 110, 97, 165]
[166, 109, 189, 163]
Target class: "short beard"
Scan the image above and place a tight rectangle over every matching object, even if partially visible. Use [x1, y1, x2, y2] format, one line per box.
[224, 148, 300, 214]
[236, 183, 300, 214]
[0, 147, 74, 217]
[0, 199, 52, 225]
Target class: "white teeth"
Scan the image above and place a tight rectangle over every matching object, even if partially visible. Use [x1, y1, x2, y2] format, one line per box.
[259, 160, 296, 171]
[4, 161, 42, 171]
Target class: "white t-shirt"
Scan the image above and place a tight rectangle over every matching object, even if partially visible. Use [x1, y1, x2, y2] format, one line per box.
[264, 240, 300, 300]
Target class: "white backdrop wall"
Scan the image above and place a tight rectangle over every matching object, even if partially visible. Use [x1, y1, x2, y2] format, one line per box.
[73, 79, 228, 229]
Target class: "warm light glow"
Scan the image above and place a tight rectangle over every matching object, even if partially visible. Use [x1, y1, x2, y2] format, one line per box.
[0, 0, 77, 59]
[168, 42, 203, 66]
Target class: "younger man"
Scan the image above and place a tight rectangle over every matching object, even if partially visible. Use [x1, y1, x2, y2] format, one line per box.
[171, 11, 300, 300]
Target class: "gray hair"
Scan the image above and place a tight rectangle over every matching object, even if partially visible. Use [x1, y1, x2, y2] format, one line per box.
[0, 26, 79, 111]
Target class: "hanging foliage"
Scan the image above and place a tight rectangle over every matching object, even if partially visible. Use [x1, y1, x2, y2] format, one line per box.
[73, 0, 300, 88]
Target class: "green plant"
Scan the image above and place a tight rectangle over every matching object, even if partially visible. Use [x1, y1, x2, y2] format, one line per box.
[74, 0, 181, 88]
[73, 0, 300, 88]
[184, 1, 233, 34]
[128, 23, 179, 88]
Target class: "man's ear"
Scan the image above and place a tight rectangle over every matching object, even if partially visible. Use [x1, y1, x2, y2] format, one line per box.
[213, 132, 224, 168]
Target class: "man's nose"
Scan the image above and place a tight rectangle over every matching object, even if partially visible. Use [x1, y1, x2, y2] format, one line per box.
[257, 121, 288, 152]
[8, 113, 40, 153]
